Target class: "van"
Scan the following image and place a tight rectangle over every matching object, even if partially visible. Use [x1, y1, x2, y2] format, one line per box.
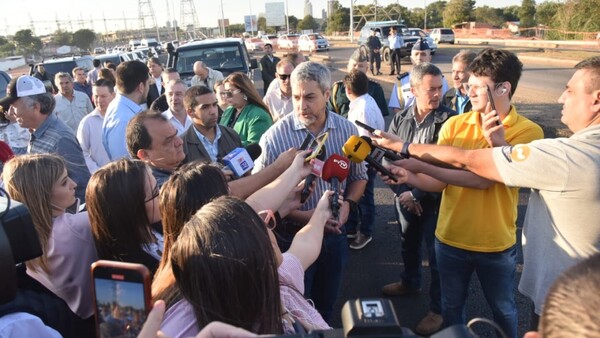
[141, 38, 162, 54]
[358, 21, 418, 63]
[128, 39, 141, 51]
[430, 28, 455, 44]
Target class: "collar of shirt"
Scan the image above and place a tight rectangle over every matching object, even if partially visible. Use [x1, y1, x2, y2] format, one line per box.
[348, 93, 370, 111]
[194, 124, 222, 162]
[114, 93, 144, 114]
[31, 112, 59, 139]
[89, 108, 104, 118]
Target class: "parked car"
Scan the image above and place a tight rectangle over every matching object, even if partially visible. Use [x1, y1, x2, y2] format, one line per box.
[93, 47, 105, 54]
[405, 28, 437, 55]
[358, 21, 417, 63]
[277, 34, 300, 50]
[297, 34, 330, 52]
[166, 38, 258, 86]
[29, 55, 94, 89]
[430, 28, 455, 44]
[245, 37, 265, 53]
[0, 70, 11, 99]
[94, 52, 128, 67]
[260, 35, 278, 47]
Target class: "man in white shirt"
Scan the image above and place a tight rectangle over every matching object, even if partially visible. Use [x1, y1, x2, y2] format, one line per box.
[161, 79, 192, 136]
[263, 59, 295, 122]
[343, 68, 384, 250]
[190, 61, 224, 91]
[53, 72, 94, 132]
[77, 79, 115, 172]
[388, 26, 403, 76]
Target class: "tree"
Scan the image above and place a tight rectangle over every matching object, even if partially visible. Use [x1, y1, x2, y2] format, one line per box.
[407, 8, 425, 28]
[327, 1, 350, 34]
[474, 6, 505, 27]
[536, 1, 560, 26]
[288, 15, 299, 31]
[258, 16, 267, 32]
[72, 29, 96, 50]
[519, 0, 536, 28]
[298, 15, 319, 31]
[0, 36, 15, 57]
[502, 5, 520, 22]
[426, 1, 447, 29]
[13, 29, 43, 56]
[443, 0, 475, 28]
[226, 24, 245, 36]
[52, 29, 72, 46]
[553, 0, 600, 37]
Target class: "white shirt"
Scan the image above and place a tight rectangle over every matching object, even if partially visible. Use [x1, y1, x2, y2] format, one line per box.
[162, 109, 193, 136]
[263, 89, 293, 122]
[54, 91, 94, 132]
[77, 108, 110, 173]
[348, 93, 384, 137]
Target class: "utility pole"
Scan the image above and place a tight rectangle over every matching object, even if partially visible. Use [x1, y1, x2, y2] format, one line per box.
[424, 0, 427, 30]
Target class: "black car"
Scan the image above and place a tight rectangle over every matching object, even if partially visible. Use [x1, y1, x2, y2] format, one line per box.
[29, 55, 94, 88]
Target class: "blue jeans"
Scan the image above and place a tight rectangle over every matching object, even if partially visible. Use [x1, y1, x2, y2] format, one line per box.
[394, 191, 441, 314]
[346, 169, 376, 236]
[275, 224, 349, 322]
[435, 240, 517, 338]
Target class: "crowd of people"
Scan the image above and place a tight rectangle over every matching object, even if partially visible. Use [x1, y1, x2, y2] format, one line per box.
[0, 36, 598, 338]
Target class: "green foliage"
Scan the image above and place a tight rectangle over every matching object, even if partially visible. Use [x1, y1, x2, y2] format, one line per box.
[13, 29, 43, 56]
[288, 16, 299, 31]
[0, 37, 15, 57]
[519, 0, 536, 29]
[502, 5, 520, 22]
[474, 6, 505, 27]
[258, 16, 267, 32]
[425, 1, 447, 29]
[327, 1, 350, 34]
[52, 30, 72, 46]
[443, 0, 475, 28]
[72, 29, 96, 50]
[408, 8, 425, 28]
[536, 1, 560, 26]
[226, 24, 246, 36]
[298, 15, 319, 31]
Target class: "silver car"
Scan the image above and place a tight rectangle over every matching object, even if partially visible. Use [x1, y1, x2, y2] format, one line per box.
[430, 28, 455, 44]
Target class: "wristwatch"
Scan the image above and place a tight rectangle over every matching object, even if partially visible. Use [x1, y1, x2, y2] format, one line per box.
[401, 142, 411, 159]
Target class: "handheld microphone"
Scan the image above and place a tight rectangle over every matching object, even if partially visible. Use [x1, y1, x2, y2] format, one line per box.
[321, 154, 350, 219]
[342, 135, 398, 182]
[300, 144, 327, 203]
[222, 144, 262, 178]
[360, 136, 402, 162]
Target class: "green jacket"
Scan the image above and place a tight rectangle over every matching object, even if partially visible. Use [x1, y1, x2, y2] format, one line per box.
[327, 79, 389, 118]
[220, 103, 273, 146]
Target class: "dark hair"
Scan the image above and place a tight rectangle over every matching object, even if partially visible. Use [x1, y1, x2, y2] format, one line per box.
[93, 59, 101, 68]
[223, 72, 270, 113]
[126, 110, 168, 158]
[152, 162, 230, 305]
[343, 69, 369, 96]
[147, 57, 162, 69]
[183, 85, 214, 110]
[116, 61, 149, 94]
[540, 253, 600, 336]
[94, 78, 115, 93]
[86, 159, 154, 263]
[409, 62, 443, 88]
[98, 68, 116, 84]
[575, 56, 600, 93]
[105, 62, 117, 71]
[469, 48, 522, 98]
[170, 196, 283, 334]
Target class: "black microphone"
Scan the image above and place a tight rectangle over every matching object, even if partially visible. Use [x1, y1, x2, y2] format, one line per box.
[360, 136, 402, 162]
[245, 143, 262, 161]
[321, 154, 351, 218]
[300, 144, 326, 203]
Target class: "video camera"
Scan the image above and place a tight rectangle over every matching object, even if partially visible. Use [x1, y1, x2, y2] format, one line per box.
[272, 298, 477, 338]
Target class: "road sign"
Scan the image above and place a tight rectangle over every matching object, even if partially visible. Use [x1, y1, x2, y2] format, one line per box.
[244, 15, 257, 32]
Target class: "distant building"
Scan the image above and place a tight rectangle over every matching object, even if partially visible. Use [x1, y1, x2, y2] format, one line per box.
[327, 0, 335, 18]
[304, 0, 313, 18]
[322, 9, 327, 20]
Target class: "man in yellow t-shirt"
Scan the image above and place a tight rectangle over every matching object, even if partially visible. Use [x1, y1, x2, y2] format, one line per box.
[374, 49, 543, 338]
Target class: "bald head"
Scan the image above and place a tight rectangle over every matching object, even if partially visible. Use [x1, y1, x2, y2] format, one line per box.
[193, 61, 208, 80]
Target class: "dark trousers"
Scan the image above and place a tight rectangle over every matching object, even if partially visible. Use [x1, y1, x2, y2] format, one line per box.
[369, 51, 381, 74]
[390, 48, 401, 74]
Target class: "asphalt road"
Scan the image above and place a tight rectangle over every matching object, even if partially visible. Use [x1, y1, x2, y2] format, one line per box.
[262, 44, 576, 337]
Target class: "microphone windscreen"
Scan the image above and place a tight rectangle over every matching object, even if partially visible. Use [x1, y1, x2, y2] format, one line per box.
[322, 154, 350, 182]
[245, 143, 262, 161]
[342, 135, 371, 163]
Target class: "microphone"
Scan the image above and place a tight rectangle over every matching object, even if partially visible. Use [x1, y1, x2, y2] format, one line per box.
[360, 136, 402, 162]
[342, 135, 398, 182]
[321, 154, 350, 218]
[300, 144, 326, 203]
[222, 144, 262, 178]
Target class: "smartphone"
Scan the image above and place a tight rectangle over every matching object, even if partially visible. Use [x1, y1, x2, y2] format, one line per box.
[354, 120, 376, 133]
[91, 260, 152, 338]
[485, 86, 501, 126]
[305, 131, 329, 162]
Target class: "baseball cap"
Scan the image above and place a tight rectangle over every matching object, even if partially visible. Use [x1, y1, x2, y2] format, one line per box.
[412, 38, 431, 51]
[0, 75, 47, 111]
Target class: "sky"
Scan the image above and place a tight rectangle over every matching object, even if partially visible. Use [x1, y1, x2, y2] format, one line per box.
[0, 0, 523, 36]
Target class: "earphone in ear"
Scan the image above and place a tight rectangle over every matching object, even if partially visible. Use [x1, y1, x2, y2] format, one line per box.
[500, 87, 507, 94]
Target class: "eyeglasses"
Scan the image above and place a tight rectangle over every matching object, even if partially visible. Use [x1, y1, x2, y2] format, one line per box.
[257, 209, 277, 230]
[219, 89, 242, 98]
[277, 73, 291, 81]
[198, 101, 219, 111]
[144, 183, 159, 203]
[462, 82, 503, 95]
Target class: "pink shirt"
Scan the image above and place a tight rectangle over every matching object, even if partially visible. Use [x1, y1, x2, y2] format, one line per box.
[27, 212, 98, 319]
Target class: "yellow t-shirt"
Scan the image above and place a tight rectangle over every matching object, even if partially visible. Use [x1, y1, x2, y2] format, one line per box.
[435, 106, 544, 252]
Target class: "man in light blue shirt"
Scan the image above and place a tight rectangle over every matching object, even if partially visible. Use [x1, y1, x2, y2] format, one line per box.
[388, 26, 403, 75]
[102, 61, 150, 160]
[442, 50, 477, 114]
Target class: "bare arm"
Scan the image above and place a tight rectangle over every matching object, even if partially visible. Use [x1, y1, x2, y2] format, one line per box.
[394, 158, 494, 190]
[287, 191, 333, 270]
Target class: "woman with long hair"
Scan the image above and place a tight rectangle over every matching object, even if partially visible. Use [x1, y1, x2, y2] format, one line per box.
[219, 72, 272, 146]
[86, 158, 163, 275]
[2, 154, 98, 320]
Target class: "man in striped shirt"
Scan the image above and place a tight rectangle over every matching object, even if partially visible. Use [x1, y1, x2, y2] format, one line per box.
[254, 61, 368, 322]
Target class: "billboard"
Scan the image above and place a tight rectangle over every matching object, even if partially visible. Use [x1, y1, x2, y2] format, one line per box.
[218, 18, 230, 28]
[265, 2, 285, 27]
[244, 15, 258, 32]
